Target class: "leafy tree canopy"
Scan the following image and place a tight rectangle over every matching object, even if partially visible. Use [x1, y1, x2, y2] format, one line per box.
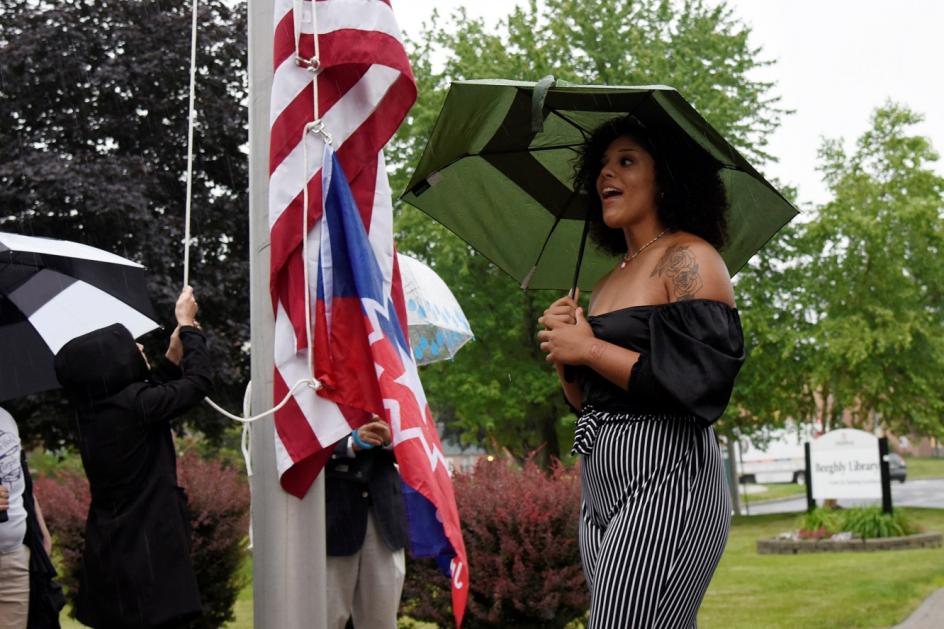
[801, 104, 944, 435]
[0, 0, 248, 445]
[725, 103, 944, 442]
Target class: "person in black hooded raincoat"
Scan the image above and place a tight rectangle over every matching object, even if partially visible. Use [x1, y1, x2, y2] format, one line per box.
[53, 286, 211, 629]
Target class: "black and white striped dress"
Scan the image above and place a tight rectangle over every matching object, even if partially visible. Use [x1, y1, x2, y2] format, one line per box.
[572, 300, 744, 629]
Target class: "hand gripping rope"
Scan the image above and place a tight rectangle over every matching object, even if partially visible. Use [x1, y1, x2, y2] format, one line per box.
[179, 0, 331, 474]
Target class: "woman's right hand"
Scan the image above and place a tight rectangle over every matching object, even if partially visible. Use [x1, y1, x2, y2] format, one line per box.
[538, 289, 580, 329]
[175, 285, 198, 327]
[0, 484, 8, 511]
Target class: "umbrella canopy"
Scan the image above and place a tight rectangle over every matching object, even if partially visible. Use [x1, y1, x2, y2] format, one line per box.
[402, 78, 798, 291]
[0, 231, 159, 401]
[398, 252, 474, 366]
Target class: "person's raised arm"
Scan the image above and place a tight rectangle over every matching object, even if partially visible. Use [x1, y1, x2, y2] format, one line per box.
[135, 286, 213, 422]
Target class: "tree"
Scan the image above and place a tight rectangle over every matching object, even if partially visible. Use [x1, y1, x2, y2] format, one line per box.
[0, 0, 248, 445]
[725, 104, 944, 445]
[796, 104, 944, 436]
[389, 0, 786, 461]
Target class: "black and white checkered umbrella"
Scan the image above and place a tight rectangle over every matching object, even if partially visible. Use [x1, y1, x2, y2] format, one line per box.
[0, 231, 159, 401]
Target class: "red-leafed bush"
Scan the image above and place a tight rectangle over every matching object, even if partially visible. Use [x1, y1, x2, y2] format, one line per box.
[34, 451, 250, 629]
[32, 468, 89, 596]
[400, 458, 588, 628]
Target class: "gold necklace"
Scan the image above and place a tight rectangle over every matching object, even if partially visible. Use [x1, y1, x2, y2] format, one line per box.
[619, 228, 671, 269]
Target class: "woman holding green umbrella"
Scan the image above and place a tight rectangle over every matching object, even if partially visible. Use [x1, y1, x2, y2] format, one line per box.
[537, 115, 745, 628]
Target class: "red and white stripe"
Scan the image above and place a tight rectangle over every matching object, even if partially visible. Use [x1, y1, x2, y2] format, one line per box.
[268, 0, 415, 495]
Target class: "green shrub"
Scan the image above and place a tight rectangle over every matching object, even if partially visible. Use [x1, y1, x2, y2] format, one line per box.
[797, 508, 841, 535]
[796, 506, 918, 539]
[840, 507, 915, 539]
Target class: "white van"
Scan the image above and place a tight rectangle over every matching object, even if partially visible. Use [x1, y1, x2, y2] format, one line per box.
[737, 424, 818, 484]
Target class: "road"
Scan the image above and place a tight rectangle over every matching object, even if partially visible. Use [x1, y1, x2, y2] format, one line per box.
[744, 478, 944, 515]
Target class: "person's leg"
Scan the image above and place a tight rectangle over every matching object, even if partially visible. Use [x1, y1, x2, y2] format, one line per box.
[326, 551, 360, 629]
[0, 544, 30, 629]
[584, 418, 695, 629]
[652, 426, 731, 629]
[351, 513, 405, 629]
[579, 458, 606, 594]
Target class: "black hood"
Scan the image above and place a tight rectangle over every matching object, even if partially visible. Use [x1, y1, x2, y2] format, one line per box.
[54, 323, 150, 401]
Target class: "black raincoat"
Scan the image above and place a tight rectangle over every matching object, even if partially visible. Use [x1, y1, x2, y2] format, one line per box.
[54, 324, 212, 629]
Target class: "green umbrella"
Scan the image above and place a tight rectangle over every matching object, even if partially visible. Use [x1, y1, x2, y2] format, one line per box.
[402, 77, 798, 291]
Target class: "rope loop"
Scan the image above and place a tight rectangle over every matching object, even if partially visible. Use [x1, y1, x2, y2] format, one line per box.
[295, 55, 321, 72]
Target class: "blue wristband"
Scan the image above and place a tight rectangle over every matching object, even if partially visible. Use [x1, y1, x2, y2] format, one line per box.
[351, 429, 374, 450]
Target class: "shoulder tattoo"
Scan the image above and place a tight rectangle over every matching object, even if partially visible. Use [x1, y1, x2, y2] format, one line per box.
[651, 245, 704, 300]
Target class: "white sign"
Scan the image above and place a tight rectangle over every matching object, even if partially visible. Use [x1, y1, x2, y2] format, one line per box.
[809, 429, 882, 500]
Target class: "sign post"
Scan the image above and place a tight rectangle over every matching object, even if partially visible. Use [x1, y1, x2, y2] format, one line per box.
[879, 437, 893, 514]
[803, 442, 815, 513]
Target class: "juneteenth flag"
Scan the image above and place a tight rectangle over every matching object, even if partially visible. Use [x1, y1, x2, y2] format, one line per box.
[316, 146, 468, 623]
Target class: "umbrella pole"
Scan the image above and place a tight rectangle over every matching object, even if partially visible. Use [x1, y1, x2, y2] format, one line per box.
[562, 217, 590, 384]
[570, 216, 590, 297]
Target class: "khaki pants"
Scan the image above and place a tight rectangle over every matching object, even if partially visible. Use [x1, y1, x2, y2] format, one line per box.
[326, 513, 406, 629]
[0, 544, 30, 629]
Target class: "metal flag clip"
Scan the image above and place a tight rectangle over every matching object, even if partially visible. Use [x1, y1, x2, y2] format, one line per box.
[305, 119, 333, 147]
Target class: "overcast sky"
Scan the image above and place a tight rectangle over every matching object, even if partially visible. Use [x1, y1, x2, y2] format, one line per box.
[394, 0, 944, 211]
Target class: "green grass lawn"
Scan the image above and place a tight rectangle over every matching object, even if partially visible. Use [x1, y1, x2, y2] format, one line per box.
[700, 507, 944, 629]
[740, 482, 807, 506]
[905, 457, 944, 480]
[60, 508, 944, 629]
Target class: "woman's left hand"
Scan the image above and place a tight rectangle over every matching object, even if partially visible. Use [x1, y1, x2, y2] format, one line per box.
[537, 307, 594, 365]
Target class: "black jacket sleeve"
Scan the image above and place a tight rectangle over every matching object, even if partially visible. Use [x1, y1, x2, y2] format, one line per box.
[628, 300, 745, 425]
[150, 355, 183, 384]
[132, 326, 213, 424]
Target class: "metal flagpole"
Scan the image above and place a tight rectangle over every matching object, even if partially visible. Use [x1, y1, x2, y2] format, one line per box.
[247, 1, 327, 627]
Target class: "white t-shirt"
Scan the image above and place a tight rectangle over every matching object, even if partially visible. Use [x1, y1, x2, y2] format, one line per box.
[0, 407, 27, 552]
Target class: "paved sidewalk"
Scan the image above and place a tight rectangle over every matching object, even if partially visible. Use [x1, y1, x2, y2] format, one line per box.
[893, 587, 944, 628]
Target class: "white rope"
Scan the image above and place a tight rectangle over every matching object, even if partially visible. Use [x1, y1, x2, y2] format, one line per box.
[312, 0, 322, 122]
[299, 0, 329, 387]
[182, 0, 199, 288]
[242, 381, 253, 550]
[203, 377, 321, 423]
[241, 380, 253, 475]
[175, 0, 325, 425]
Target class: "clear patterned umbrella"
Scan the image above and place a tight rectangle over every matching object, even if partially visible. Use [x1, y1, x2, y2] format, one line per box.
[397, 253, 473, 366]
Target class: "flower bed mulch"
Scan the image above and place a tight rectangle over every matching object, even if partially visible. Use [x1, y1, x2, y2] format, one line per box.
[757, 532, 942, 554]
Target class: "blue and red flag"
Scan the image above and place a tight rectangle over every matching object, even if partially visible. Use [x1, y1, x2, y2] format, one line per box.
[314, 145, 469, 624]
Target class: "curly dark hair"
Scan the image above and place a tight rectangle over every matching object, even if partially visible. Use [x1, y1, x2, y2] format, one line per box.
[573, 115, 729, 256]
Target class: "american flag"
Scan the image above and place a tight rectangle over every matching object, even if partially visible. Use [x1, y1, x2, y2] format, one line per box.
[267, 0, 468, 625]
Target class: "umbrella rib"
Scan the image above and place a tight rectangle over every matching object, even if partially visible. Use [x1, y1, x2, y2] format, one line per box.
[472, 143, 580, 157]
[547, 109, 594, 138]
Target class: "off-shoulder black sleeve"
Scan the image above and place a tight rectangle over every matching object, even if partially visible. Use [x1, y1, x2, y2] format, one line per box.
[628, 300, 744, 425]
